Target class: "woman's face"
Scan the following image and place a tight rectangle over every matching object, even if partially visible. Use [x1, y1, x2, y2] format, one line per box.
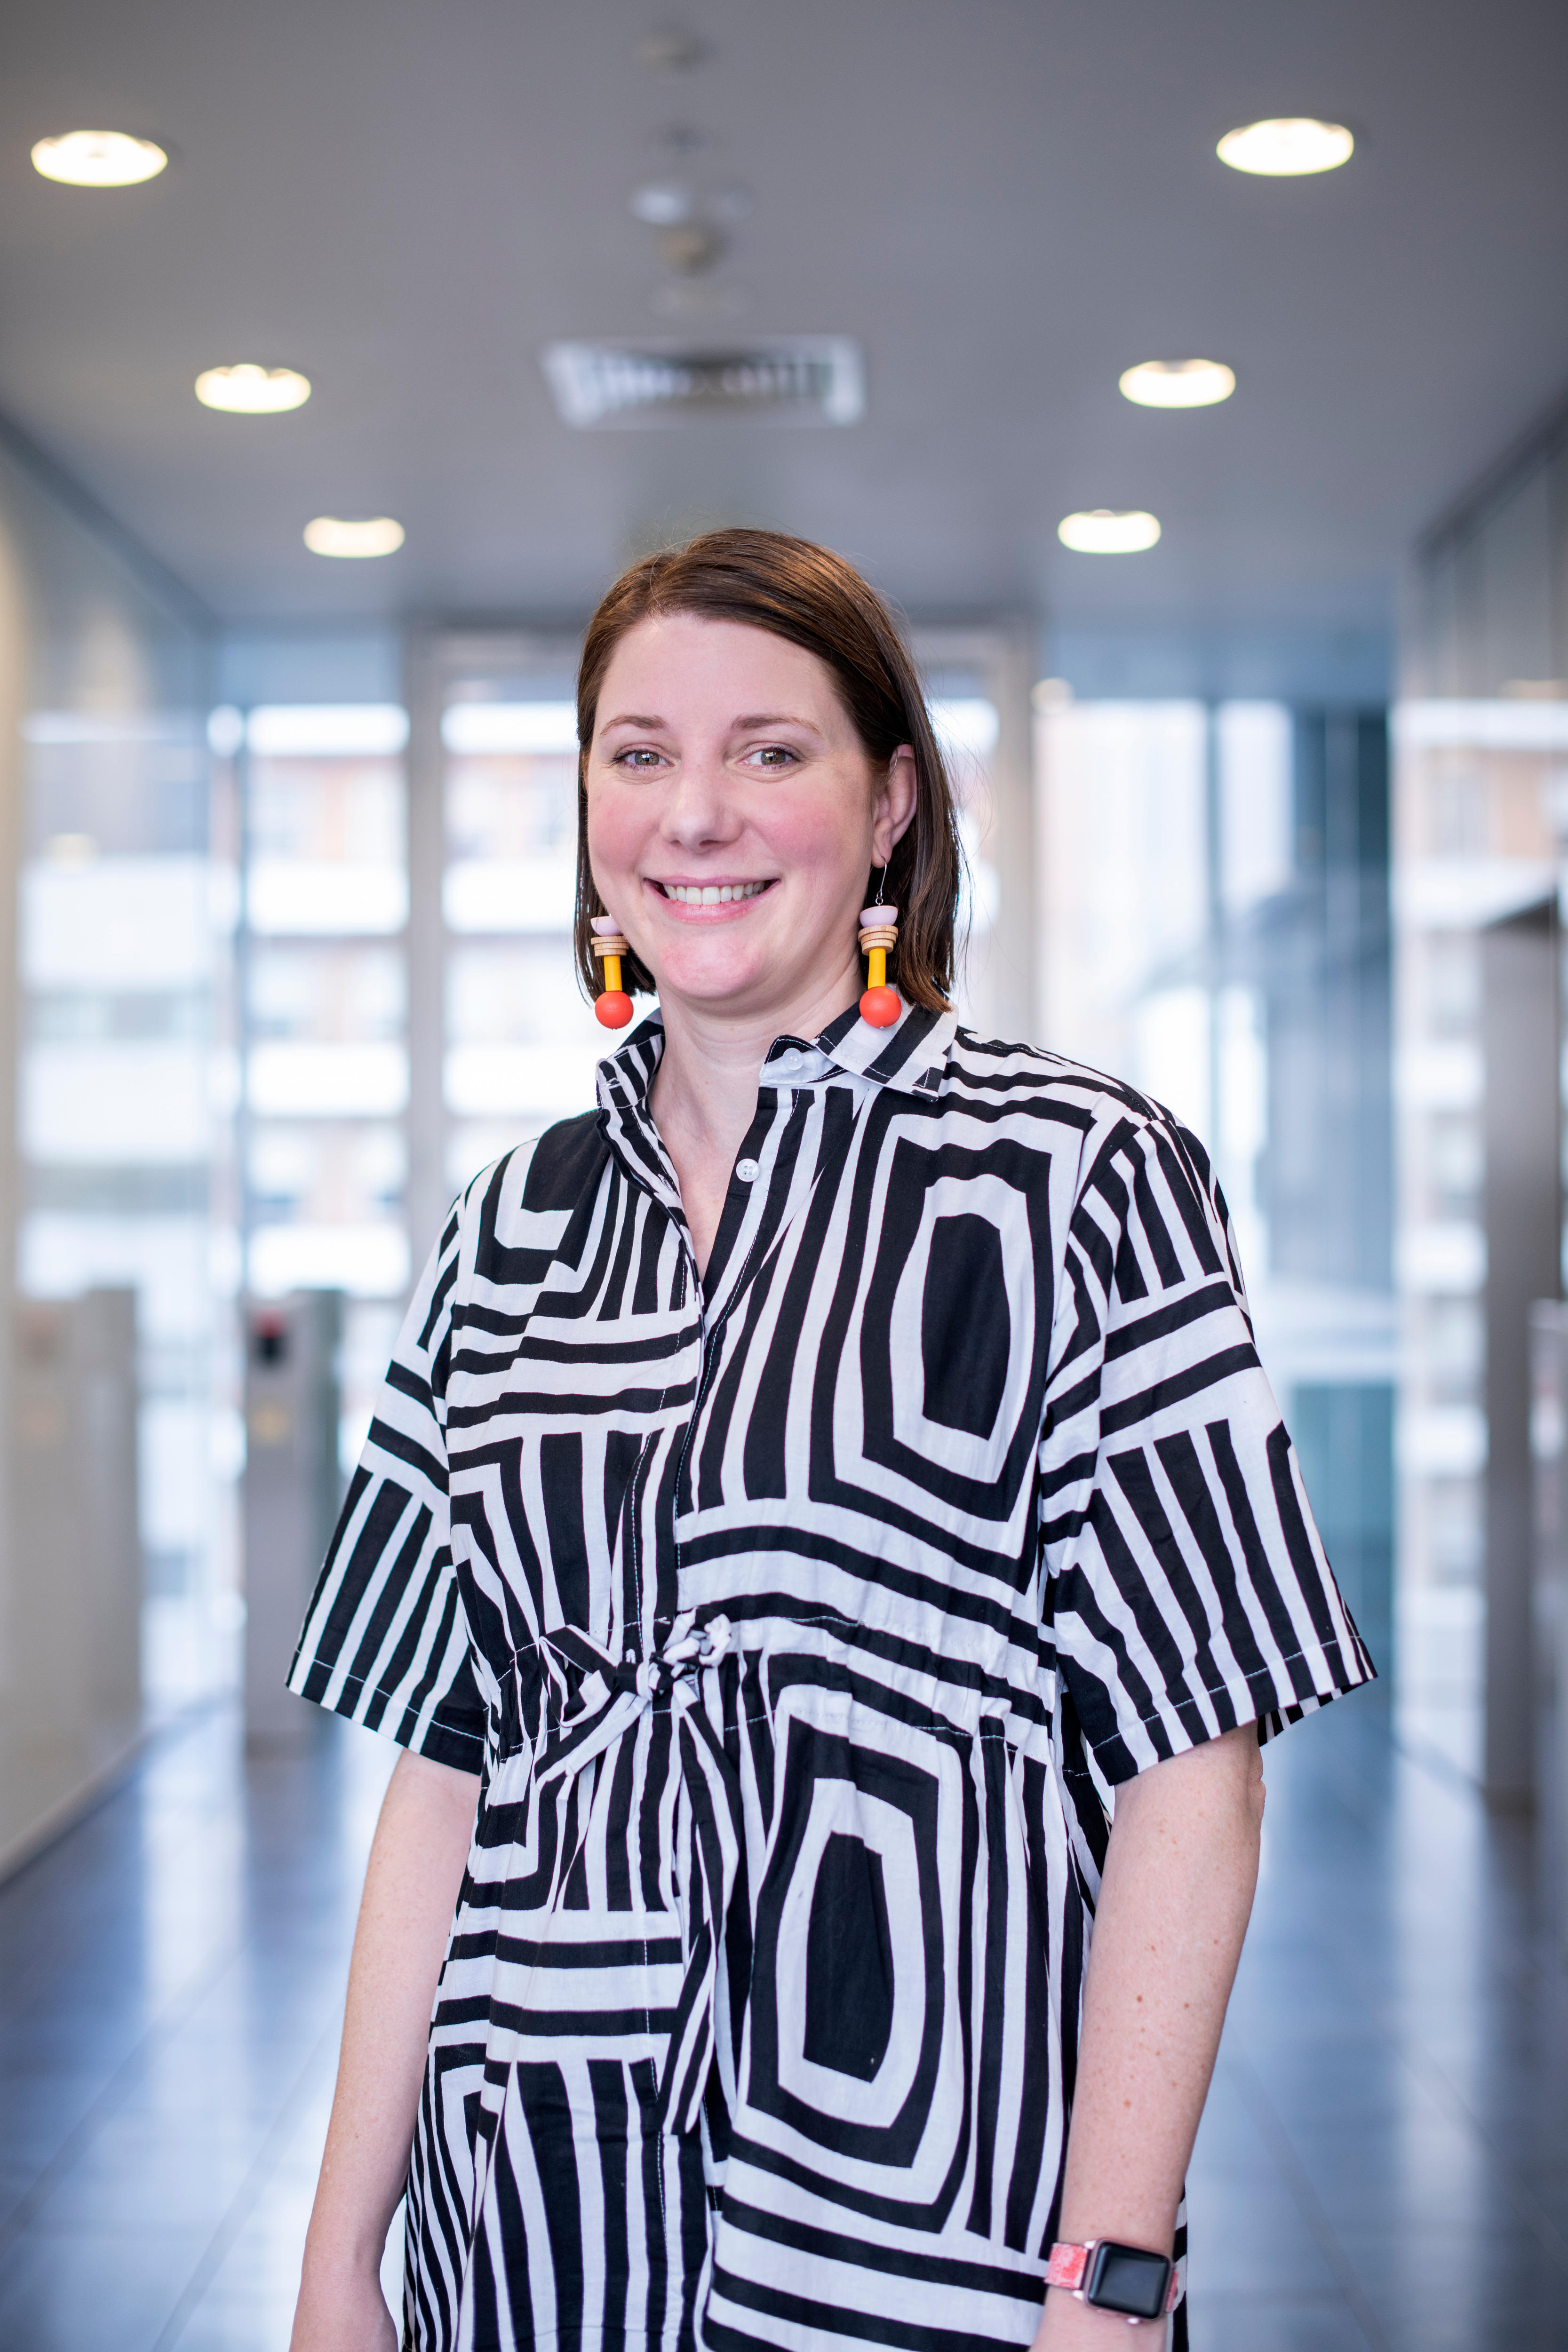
[585, 612, 915, 1027]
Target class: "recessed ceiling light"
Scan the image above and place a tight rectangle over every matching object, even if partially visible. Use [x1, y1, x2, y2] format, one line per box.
[1216, 118, 1353, 176]
[629, 180, 697, 225]
[31, 130, 168, 187]
[303, 516, 405, 559]
[1058, 509, 1162, 554]
[1119, 359, 1235, 409]
[196, 364, 311, 414]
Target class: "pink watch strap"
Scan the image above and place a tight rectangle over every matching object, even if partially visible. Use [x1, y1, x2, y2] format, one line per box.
[1044, 2242, 1090, 2294]
[1044, 2241, 1181, 2316]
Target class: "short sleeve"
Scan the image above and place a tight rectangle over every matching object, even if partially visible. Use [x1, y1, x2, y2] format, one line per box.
[287, 1198, 486, 1772]
[1039, 1097, 1375, 1785]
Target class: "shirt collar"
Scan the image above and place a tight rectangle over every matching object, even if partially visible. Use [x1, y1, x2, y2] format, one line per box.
[596, 996, 956, 1117]
[810, 998, 956, 1096]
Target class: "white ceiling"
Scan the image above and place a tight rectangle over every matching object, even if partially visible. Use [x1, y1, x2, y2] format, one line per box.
[3, 0, 1567, 639]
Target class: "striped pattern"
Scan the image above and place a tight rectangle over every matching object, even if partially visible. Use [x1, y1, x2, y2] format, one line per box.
[290, 1002, 1372, 2352]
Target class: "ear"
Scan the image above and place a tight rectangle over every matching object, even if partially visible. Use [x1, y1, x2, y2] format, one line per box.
[869, 744, 918, 866]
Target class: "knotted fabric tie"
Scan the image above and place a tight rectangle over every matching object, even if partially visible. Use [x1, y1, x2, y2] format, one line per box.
[501, 1614, 742, 2137]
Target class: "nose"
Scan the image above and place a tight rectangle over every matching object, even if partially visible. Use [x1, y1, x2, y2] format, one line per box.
[658, 746, 743, 853]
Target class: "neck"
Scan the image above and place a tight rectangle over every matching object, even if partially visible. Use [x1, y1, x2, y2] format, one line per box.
[649, 946, 863, 1159]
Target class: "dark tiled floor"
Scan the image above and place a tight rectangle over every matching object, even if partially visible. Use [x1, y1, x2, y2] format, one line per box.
[1, 1691, 1566, 2349]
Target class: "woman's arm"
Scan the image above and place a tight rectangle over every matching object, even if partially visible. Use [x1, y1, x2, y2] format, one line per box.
[1035, 1722, 1265, 2347]
[291, 1746, 481, 2352]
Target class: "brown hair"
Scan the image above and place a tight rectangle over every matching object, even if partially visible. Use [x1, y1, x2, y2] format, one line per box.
[573, 528, 963, 1009]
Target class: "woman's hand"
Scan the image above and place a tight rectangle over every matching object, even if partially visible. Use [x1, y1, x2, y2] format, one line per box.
[288, 1747, 479, 2352]
[290, 2256, 398, 2352]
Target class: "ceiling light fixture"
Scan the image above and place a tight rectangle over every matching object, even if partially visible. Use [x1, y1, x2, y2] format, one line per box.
[31, 129, 168, 187]
[196, 364, 311, 414]
[1119, 359, 1235, 409]
[1216, 118, 1353, 175]
[303, 516, 405, 559]
[1058, 509, 1162, 554]
[629, 181, 697, 225]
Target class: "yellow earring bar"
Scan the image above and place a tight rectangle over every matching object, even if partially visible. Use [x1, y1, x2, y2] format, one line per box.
[590, 918, 633, 1028]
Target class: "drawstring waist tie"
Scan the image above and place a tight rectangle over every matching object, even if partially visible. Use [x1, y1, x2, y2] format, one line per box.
[493, 1614, 741, 2136]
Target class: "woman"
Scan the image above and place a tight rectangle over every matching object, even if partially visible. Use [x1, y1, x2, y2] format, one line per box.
[288, 530, 1371, 2352]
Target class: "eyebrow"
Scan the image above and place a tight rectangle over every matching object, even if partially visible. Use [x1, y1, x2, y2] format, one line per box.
[598, 710, 821, 734]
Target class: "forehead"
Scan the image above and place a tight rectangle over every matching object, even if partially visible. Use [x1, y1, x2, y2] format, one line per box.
[596, 612, 847, 724]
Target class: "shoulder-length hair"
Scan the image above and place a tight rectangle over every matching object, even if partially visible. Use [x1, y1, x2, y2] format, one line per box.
[573, 528, 964, 1011]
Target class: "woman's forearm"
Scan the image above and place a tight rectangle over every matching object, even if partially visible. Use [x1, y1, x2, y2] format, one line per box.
[292, 1746, 480, 2348]
[1036, 1722, 1265, 2346]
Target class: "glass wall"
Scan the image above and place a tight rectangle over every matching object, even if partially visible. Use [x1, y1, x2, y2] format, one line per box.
[1398, 403, 1568, 1784]
[233, 702, 412, 1480]
[1037, 691, 1396, 1679]
[914, 630, 1032, 1042]
[437, 664, 602, 1196]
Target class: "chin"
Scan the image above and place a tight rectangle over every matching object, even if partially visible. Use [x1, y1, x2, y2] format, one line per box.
[653, 943, 779, 1011]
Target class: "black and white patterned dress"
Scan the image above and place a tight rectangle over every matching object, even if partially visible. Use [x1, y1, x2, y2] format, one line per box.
[289, 1002, 1372, 2352]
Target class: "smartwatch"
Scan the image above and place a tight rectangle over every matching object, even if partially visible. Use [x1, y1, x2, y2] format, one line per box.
[1044, 2239, 1180, 2324]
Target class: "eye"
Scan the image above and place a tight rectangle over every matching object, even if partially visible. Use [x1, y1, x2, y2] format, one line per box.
[747, 744, 798, 770]
[614, 746, 665, 771]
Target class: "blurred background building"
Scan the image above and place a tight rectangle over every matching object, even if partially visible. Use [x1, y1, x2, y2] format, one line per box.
[2, 5, 1568, 2348]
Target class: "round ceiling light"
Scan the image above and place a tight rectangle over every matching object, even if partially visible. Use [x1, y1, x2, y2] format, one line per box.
[1058, 509, 1162, 554]
[629, 180, 697, 225]
[31, 130, 168, 187]
[303, 516, 405, 559]
[196, 364, 311, 414]
[1216, 118, 1353, 175]
[1119, 358, 1235, 409]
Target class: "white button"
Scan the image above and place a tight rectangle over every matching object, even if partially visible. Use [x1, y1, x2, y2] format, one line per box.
[778, 1049, 801, 1073]
[735, 1158, 760, 1183]
[624, 1646, 636, 1663]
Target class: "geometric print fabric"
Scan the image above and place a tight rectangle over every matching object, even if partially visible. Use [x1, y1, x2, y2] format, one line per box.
[289, 1000, 1373, 2352]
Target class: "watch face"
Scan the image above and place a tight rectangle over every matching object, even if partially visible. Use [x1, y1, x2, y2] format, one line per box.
[1085, 2241, 1172, 2321]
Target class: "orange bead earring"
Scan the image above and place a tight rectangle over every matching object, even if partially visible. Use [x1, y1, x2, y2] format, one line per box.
[858, 900, 900, 1028]
[590, 916, 634, 1028]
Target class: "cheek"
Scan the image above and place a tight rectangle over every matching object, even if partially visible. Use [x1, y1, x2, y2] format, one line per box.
[756, 785, 868, 882]
[585, 780, 647, 876]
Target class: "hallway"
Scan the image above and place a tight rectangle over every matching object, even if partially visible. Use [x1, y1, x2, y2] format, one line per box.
[1, 1692, 1565, 2351]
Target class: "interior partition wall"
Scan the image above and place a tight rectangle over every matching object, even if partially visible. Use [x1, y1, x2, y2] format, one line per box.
[1399, 397, 1568, 1793]
[0, 428, 216, 1871]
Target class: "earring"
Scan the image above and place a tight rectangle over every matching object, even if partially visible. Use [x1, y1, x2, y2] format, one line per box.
[590, 916, 634, 1028]
[858, 901, 900, 1027]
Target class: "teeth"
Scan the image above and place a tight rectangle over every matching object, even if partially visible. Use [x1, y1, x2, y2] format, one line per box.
[665, 881, 768, 905]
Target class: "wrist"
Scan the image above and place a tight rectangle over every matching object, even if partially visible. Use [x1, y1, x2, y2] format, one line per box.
[1038, 2288, 1170, 2348]
[1044, 2238, 1178, 2327]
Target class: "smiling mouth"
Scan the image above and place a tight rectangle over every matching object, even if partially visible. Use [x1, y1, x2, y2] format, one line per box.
[652, 879, 775, 906]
